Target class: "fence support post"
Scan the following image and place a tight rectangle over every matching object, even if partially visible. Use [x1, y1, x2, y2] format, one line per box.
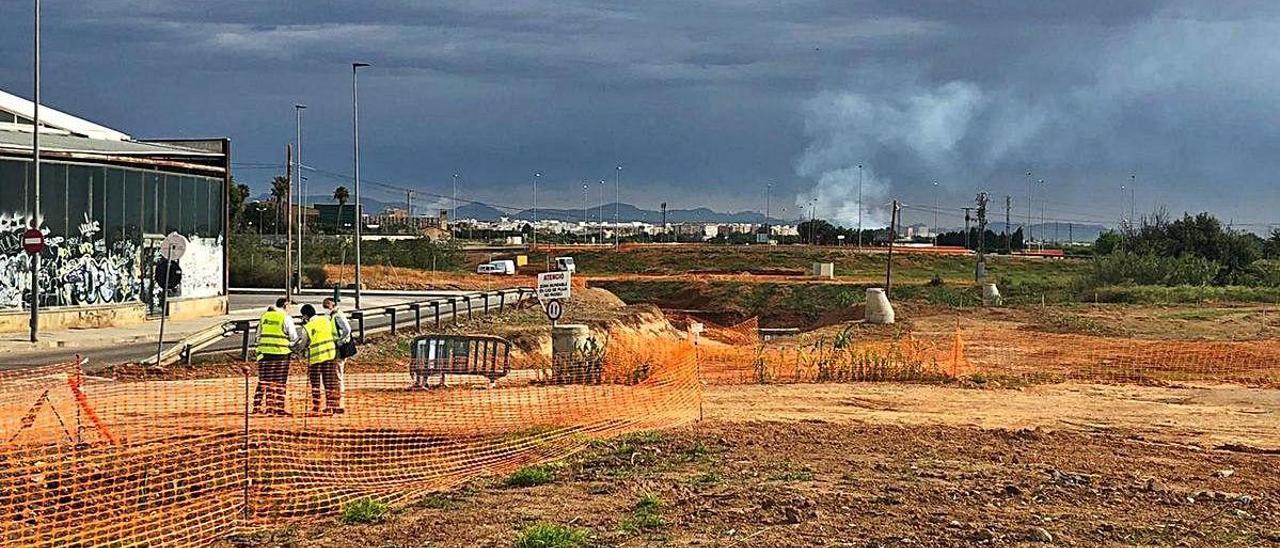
[433, 301, 441, 329]
[386, 308, 397, 335]
[499, 291, 505, 313]
[238, 320, 251, 361]
[450, 298, 459, 326]
[466, 297, 474, 321]
[410, 303, 421, 332]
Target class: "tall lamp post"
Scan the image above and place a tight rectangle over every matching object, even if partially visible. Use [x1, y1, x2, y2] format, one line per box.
[29, 0, 41, 342]
[351, 62, 370, 309]
[932, 179, 939, 245]
[857, 163, 864, 248]
[452, 173, 458, 238]
[1038, 178, 1046, 250]
[581, 183, 588, 243]
[532, 172, 540, 249]
[598, 179, 605, 244]
[614, 165, 622, 247]
[1025, 170, 1033, 246]
[1129, 174, 1136, 222]
[294, 103, 306, 287]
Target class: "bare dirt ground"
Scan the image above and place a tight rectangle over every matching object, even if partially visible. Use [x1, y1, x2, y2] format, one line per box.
[229, 382, 1280, 547]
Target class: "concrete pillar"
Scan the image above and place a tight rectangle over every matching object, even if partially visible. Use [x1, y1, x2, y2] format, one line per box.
[551, 324, 593, 358]
[551, 324, 597, 384]
[865, 288, 895, 324]
[982, 283, 1003, 306]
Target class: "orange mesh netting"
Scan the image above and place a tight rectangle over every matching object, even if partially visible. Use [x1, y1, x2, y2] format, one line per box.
[0, 337, 700, 546]
[697, 318, 1280, 386]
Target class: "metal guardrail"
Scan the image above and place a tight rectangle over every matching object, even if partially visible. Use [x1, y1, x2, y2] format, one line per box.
[229, 288, 531, 361]
[145, 288, 532, 368]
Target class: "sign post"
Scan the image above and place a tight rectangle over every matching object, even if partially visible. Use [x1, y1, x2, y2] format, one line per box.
[536, 271, 572, 326]
[154, 233, 187, 368]
[24, 228, 43, 342]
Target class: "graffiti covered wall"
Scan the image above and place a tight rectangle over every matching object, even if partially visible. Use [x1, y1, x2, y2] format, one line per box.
[0, 212, 223, 311]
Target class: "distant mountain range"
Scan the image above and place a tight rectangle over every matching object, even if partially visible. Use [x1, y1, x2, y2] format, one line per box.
[259, 193, 791, 224]
[937, 222, 1109, 242]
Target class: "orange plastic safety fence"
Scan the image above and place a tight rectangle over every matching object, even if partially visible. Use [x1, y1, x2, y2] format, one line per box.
[697, 317, 1280, 387]
[0, 338, 700, 546]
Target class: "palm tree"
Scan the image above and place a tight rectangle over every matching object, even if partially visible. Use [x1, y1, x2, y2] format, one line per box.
[270, 176, 289, 239]
[333, 186, 350, 230]
[333, 185, 351, 288]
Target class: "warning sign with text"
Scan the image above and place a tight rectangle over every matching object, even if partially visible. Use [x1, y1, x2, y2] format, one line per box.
[536, 271, 572, 302]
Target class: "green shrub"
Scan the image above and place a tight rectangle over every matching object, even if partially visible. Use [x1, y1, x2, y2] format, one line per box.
[339, 498, 388, 524]
[620, 494, 666, 532]
[1089, 252, 1218, 287]
[513, 523, 589, 548]
[302, 265, 328, 288]
[505, 465, 556, 487]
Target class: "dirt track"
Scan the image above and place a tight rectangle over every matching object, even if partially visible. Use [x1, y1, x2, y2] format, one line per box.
[230, 381, 1280, 547]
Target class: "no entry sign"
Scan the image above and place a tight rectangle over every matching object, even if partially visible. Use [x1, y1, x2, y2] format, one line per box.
[22, 228, 43, 255]
[543, 299, 563, 322]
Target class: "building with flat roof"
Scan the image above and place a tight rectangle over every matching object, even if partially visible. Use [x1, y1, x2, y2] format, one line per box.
[0, 89, 230, 331]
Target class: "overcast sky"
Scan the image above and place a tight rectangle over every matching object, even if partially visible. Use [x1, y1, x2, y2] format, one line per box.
[2, 1, 1278, 228]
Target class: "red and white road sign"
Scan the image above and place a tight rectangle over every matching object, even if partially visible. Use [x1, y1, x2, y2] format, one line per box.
[21, 228, 44, 255]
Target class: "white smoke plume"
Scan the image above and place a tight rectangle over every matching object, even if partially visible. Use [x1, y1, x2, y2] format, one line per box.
[793, 4, 1280, 227]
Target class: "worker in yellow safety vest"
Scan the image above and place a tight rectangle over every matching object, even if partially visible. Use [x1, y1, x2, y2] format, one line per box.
[253, 297, 298, 415]
[299, 304, 342, 414]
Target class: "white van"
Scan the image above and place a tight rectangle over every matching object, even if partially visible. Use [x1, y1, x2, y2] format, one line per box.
[477, 259, 517, 275]
[554, 256, 576, 272]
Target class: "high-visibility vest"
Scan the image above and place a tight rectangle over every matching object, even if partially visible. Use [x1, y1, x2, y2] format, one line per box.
[305, 315, 337, 365]
[256, 310, 292, 359]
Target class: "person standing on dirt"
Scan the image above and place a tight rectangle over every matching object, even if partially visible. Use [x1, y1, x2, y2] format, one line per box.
[323, 297, 353, 412]
[253, 297, 298, 415]
[300, 304, 342, 414]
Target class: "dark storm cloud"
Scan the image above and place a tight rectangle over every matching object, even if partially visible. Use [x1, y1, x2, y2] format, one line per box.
[1, 1, 1277, 225]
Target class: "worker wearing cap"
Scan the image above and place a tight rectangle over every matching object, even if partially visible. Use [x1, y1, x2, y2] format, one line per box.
[253, 297, 298, 415]
[299, 304, 342, 414]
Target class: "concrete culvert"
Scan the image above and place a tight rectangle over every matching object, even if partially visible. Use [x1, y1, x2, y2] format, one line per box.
[982, 283, 1003, 306]
[865, 288, 895, 324]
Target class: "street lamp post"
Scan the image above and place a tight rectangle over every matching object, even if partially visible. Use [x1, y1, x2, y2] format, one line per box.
[614, 165, 622, 247]
[857, 164, 863, 248]
[29, 0, 41, 342]
[452, 173, 458, 238]
[582, 183, 588, 243]
[294, 103, 306, 288]
[1025, 170, 1033, 246]
[1129, 174, 1136, 222]
[1039, 179, 1046, 250]
[351, 62, 370, 309]
[598, 179, 605, 244]
[932, 179, 939, 246]
[532, 172, 540, 249]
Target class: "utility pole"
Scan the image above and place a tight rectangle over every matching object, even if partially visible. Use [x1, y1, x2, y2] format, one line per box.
[598, 179, 605, 244]
[582, 183, 588, 243]
[452, 173, 458, 239]
[285, 144, 293, 301]
[961, 207, 974, 250]
[976, 192, 989, 281]
[1004, 195, 1012, 252]
[405, 189, 414, 219]
[660, 202, 668, 243]
[29, 0, 41, 343]
[294, 104, 306, 289]
[1068, 223, 1073, 244]
[885, 200, 899, 297]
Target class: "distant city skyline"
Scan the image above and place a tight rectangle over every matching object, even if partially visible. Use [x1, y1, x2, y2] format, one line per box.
[3, 1, 1279, 231]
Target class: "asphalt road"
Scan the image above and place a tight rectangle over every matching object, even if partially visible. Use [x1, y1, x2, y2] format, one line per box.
[5, 290, 526, 371]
